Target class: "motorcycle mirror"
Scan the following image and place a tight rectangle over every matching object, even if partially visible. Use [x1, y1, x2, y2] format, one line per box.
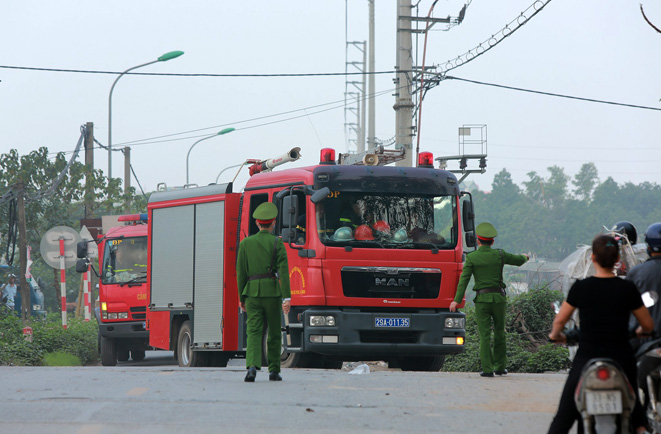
[642, 291, 658, 308]
[551, 301, 562, 314]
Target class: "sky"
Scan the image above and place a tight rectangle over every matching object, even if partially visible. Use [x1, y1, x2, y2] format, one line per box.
[1, 0, 660, 195]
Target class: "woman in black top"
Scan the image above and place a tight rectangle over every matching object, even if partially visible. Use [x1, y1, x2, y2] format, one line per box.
[548, 234, 654, 434]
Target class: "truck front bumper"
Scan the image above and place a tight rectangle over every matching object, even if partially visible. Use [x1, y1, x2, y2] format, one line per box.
[98, 320, 149, 339]
[294, 308, 465, 359]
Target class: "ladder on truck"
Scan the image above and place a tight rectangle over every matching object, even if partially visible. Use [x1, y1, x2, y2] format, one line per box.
[338, 145, 406, 166]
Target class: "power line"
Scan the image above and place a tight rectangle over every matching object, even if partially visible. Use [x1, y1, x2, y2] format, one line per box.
[445, 76, 661, 112]
[0, 64, 401, 78]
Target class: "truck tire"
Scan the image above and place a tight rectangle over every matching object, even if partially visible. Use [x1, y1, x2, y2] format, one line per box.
[281, 352, 312, 369]
[209, 352, 229, 368]
[398, 356, 445, 372]
[177, 321, 209, 367]
[117, 350, 129, 362]
[131, 350, 146, 362]
[100, 337, 117, 366]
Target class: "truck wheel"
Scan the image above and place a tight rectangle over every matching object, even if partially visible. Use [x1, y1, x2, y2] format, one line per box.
[398, 356, 445, 372]
[209, 352, 229, 368]
[117, 350, 129, 362]
[131, 350, 146, 362]
[323, 360, 344, 370]
[177, 321, 209, 367]
[281, 352, 312, 369]
[100, 337, 117, 366]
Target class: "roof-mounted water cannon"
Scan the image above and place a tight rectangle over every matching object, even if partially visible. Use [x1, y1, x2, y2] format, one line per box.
[249, 147, 302, 176]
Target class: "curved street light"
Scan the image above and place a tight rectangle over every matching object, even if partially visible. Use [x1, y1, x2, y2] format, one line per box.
[107, 50, 184, 179]
[186, 128, 235, 184]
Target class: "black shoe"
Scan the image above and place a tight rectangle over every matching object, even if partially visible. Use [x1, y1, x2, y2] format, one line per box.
[244, 367, 257, 382]
[480, 372, 494, 377]
[495, 370, 508, 376]
[269, 371, 282, 381]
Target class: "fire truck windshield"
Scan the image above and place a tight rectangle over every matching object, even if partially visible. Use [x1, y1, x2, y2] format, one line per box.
[316, 192, 457, 249]
[101, 237, 148, 284]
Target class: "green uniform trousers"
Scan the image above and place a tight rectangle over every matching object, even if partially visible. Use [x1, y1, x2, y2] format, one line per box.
[475, 301, 507, 373]
[245, 296, 282, 372]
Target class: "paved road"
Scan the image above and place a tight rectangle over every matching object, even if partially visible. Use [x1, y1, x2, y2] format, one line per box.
[0, 364, 568, 434]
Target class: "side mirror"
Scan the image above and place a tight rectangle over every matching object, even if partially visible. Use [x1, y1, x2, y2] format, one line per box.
[462, 200, 475, 233]
[282, 195, 299, 229]
[281, 228, 296, 243]
[75, 258, 90, 274]
[310, 187, 331, 204]
[77, 241, 88, 259]
[465, 232, 476, 248]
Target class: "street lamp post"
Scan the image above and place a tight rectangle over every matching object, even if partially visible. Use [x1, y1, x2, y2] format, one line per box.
[107, 50, 184, 179]
[186, 128, 235, 185]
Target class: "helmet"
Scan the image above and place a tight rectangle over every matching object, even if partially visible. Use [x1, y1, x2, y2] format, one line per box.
[645, 223, 661, 253]
[392, 228, 409, 243]
[614, 221, 638, 245]
[354, 224, 375, 241]
[332, 227, 354, 241]
[372, 220, 391, 235]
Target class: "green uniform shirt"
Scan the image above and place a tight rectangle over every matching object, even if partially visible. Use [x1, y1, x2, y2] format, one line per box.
[454, 245, 528, 303]
[237, 230, 291, 302]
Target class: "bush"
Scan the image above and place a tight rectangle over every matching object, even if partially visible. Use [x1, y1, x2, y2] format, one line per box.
[0, 310, 99, 366]
[43, 351, 82, 366]
[442, 288, 569, 373]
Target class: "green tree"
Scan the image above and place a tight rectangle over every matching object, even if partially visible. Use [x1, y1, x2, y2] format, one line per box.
[572, 162, 599, 202]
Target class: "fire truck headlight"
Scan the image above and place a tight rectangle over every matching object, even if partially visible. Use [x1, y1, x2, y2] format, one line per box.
[309, 315, 336, 327]
[102, 313, 108, 320]
[444, 318, 465, 329]
[108, 313, 118, 320]
[118, 312, 129, 319]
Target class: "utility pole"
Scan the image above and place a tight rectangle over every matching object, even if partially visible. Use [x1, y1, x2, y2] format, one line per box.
[16, 181, 30, 325]
[84, 122, 94, 219]
[124, 146, 131, 213]
[394, 0, 414, 167]
[367, 0, 376, 149]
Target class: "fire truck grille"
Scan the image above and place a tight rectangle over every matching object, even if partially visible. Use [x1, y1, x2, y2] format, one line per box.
[130, 306, 146, 320]
[359, 330, 419, 344]
[341, 267, 441, 299]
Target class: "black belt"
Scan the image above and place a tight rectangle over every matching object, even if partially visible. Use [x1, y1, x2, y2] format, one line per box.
[475, 288, 505, 295]
[247, 273, 276, 282]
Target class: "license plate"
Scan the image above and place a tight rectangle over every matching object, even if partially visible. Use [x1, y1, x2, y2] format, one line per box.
[585, 390, 623, 415]
[374, 317, 410, 328]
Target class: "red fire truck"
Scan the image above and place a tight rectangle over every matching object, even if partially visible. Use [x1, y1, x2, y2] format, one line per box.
[147, 147, 474, 371]
[77, 214, 150, 366]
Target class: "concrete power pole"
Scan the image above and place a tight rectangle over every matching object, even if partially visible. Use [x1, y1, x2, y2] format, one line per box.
[394, 0, 414, 167]
[367, 0, 376, 149]
[124, 146, 131, 213]
[16, 181, 30, 325]
[84, 122, 94, 219]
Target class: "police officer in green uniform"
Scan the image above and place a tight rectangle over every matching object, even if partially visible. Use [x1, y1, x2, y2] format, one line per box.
[450, 222, 528, 377]
[237, 202, 291, 382]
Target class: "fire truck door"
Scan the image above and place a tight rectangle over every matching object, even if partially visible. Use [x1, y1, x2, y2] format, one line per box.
[193, 201, 225, 347]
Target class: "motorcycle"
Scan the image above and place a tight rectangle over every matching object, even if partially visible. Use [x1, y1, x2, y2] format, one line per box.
[551, 290, 658, 433]
[633, 291, 661, 433]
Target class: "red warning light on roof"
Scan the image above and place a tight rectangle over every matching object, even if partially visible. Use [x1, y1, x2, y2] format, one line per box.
[320, 148, 336, 165]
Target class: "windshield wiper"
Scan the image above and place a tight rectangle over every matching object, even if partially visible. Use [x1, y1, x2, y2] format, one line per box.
[412, 242, 440, 253]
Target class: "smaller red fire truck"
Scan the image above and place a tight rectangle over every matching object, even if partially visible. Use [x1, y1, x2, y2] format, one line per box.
[77, 214, 150, 366]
